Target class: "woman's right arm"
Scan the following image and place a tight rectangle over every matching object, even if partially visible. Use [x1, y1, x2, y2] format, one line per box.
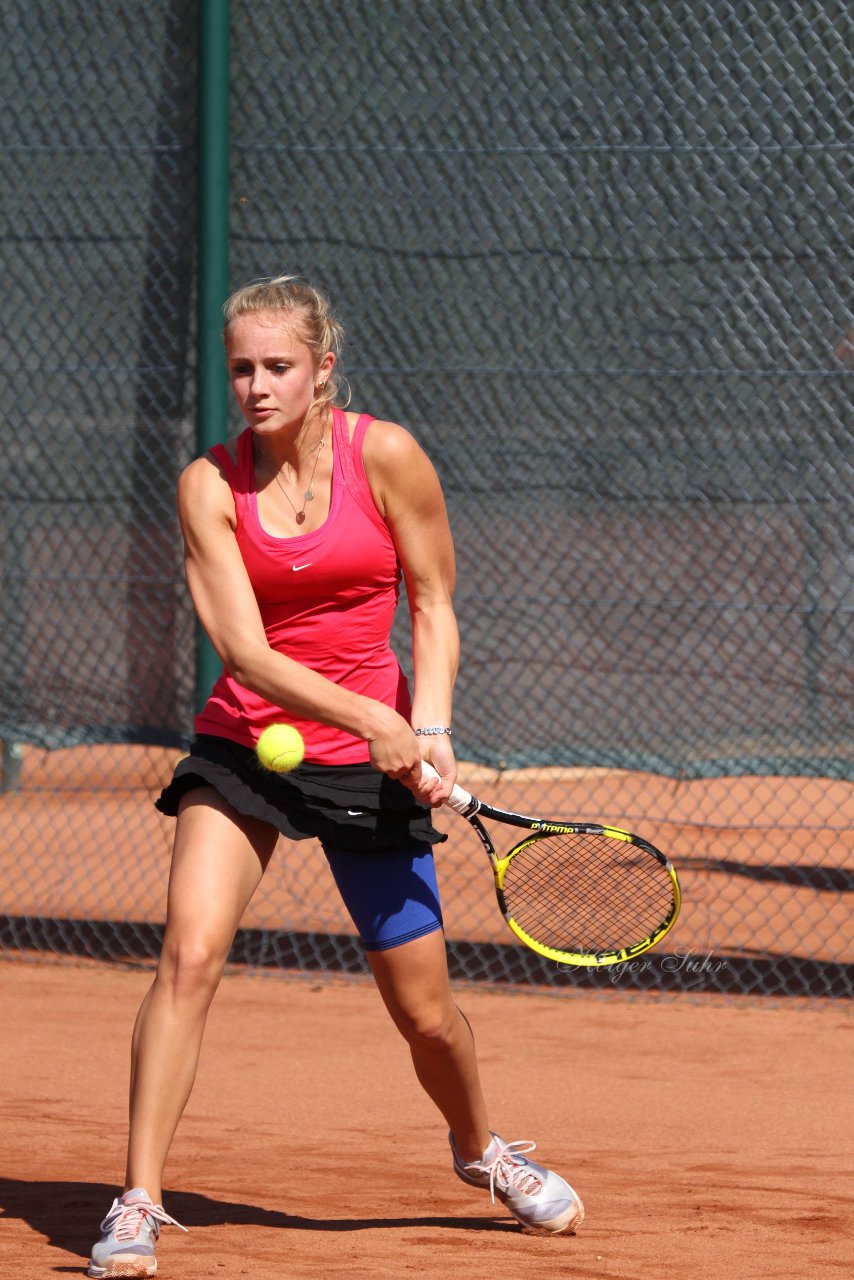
[177, 455, 421, 781]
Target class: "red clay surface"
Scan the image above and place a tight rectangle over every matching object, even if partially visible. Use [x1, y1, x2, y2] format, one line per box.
[1, 960, 851, 1280]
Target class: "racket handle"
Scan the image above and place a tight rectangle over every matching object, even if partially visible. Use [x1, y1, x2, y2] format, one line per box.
[420, 761, 479, 816]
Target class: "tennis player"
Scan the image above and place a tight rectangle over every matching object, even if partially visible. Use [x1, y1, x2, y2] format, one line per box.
[88, 276, 583, 1277]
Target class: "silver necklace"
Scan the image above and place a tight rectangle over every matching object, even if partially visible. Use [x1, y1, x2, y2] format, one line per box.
[258, 433, 325, 525]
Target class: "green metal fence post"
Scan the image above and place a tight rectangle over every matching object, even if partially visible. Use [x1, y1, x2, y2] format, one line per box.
[196, 0, 231, 713]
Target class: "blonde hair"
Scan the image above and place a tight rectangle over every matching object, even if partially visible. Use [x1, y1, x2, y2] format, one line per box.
[222, 274, 347, 409]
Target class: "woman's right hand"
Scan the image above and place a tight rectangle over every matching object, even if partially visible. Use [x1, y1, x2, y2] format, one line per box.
[365, 705, 422, 789]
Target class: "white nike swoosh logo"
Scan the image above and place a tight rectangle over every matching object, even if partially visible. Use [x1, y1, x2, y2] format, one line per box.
[347, 809, 365, 817]
[292, 563, 312, 571]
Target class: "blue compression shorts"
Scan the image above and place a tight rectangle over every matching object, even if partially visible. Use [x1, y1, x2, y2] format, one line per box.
[322, 843, 444, 952]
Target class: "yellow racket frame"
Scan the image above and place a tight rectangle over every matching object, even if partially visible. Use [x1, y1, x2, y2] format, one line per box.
[494, 827, 682, 968]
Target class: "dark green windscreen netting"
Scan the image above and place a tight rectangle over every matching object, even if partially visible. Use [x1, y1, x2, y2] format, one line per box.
[2, 2, 851, 778]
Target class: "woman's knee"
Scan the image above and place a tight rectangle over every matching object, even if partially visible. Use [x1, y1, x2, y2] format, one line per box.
[391, 999, 461, 1051]
[156, 935, 229, 1000]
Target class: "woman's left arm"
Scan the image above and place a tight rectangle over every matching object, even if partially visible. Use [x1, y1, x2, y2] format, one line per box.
[363, 419, 459, 805]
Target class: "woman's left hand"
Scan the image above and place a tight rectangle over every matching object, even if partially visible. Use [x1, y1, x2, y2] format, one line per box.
[410, 735, 457, 807]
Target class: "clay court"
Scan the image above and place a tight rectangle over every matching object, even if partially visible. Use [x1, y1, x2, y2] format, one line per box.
[2, 746, 852, 1280]
[0, 960, 850, 1280]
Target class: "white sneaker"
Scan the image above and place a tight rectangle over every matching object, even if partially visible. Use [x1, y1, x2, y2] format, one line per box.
[450, 1131, 584, 1234]
[88, 1188, 187, 1277]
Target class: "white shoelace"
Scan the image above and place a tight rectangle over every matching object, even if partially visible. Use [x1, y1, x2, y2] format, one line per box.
[471, 1139, 544, 1204]
[101, 1199, 188, 1240]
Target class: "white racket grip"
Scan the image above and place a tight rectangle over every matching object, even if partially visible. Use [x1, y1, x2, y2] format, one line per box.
[420, 760, 477, 816]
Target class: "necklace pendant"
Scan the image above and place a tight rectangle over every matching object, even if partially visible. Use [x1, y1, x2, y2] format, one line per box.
[304, 488, 314, 502]
[295, 511, 306, 525]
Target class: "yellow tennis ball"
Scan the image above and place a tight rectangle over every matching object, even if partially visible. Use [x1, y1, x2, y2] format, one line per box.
[256, 723, 305, 773]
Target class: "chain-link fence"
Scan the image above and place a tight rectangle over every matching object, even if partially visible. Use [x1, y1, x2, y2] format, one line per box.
[1, 2, 852, 998]
[1, 0, 199, 749]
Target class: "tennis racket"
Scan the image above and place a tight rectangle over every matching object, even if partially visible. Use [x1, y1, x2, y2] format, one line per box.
[422, 764, 681, 968]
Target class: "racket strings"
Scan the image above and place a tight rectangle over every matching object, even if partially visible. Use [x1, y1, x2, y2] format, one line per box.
[501, 831, 675, 958]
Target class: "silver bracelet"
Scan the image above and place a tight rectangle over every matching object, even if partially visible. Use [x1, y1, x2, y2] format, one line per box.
[414, 726, 452, 737]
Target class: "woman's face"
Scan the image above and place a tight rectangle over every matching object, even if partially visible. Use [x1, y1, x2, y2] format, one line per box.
[225, 310, 333, 433]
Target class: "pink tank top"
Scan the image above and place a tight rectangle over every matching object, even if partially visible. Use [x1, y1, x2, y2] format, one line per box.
[194, 408, 411, 764]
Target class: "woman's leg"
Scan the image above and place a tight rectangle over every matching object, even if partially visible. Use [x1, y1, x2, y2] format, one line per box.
[367, 930, 492, 1163]
[368, 931, 585, 1235]
[124, 788, 279, 1202]
[322, 843, 491, 1163]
